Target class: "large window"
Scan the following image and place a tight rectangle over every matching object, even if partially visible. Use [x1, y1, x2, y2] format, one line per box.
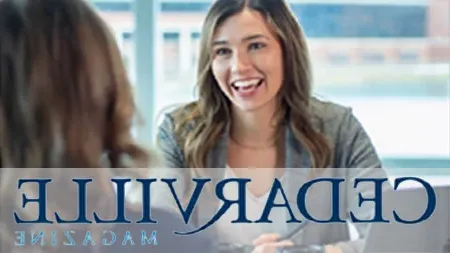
[92, 0, 450, 170]
[162, 32, 181, 81]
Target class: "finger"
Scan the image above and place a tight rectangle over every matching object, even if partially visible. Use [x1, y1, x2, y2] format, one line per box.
[273, 240, 295, 248]
[253, 233, 281, 245]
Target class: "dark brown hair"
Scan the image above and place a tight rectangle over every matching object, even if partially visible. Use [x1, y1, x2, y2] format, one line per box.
[0, 0, 152, 251]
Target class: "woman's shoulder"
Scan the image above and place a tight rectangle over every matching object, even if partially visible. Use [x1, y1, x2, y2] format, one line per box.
[157, 101, 201, 134]
[309, 96, 382, 168]
[309, 96, 361, 139]
[155, 103, 200, 168]
[309, 96, 352, 124]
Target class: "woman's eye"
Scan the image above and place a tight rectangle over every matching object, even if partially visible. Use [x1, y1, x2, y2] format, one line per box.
[215, 48, 231, 56]
[249, 42, 266, 51]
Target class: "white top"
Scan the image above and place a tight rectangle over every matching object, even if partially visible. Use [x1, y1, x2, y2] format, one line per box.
[214, 167, 288, 246]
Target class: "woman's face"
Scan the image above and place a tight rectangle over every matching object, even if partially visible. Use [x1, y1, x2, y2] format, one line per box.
[211, 8, 284, 112]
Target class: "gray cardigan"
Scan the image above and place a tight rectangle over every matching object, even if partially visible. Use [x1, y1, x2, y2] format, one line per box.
[153, 97, 391, 253]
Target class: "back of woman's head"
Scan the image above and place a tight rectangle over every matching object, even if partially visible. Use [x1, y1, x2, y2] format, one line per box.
[0, 0, 147, 168]
[0, 0, 151, 251]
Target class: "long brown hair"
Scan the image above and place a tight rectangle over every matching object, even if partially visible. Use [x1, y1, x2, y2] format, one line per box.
[0, 0, 151, 251]
[172, 0, 332, 169]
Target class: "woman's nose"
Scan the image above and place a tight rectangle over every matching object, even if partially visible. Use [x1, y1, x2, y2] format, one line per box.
[230, 51, 252, 74]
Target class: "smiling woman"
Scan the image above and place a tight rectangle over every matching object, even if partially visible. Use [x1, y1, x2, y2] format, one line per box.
[154, 0, 390, 253]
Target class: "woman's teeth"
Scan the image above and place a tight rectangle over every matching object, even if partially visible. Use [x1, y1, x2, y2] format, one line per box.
[232, 79, 262, 90]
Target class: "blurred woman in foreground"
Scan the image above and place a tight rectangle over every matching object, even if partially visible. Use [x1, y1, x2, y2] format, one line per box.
[0, 0, 213, 252]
